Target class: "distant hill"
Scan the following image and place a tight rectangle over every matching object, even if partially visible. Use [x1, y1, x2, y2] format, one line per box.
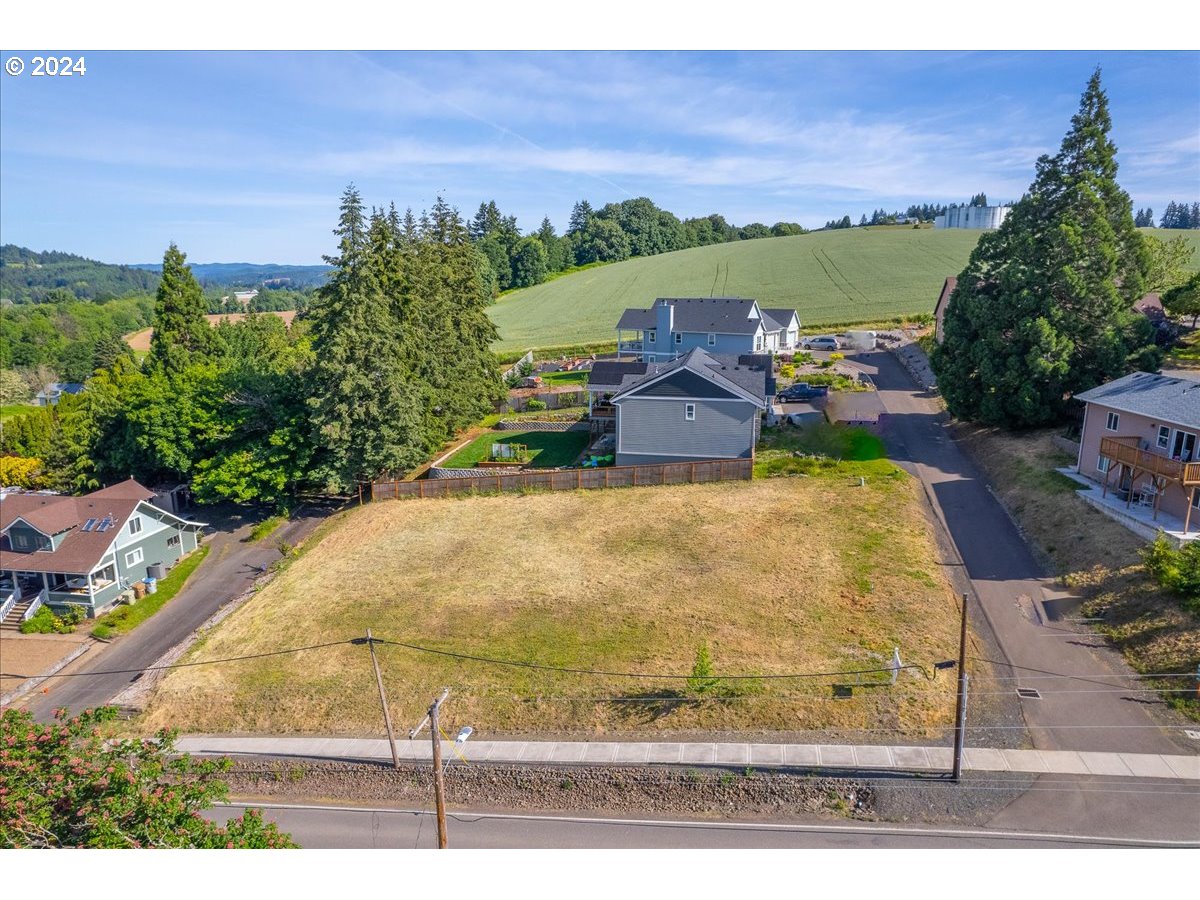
[488, 226, 1200, 352]
[129, 261, 332, 289]
[1, 245, 160, 303]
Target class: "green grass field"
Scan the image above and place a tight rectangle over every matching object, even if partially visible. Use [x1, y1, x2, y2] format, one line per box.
[441, 430, 589, 469]
[488, 227, 1200, 352]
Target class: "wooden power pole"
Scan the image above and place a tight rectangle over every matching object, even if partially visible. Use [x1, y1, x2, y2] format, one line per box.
[951, 593, 969, 783]
[365, 629, 400, 769]
[410, 687, 451, 848]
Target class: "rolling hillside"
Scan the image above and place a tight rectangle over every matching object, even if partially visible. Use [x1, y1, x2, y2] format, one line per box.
[487, 226, 1200, 352]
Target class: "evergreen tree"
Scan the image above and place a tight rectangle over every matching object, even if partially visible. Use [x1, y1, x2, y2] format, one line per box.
[146, 243, 217, 375]
[304, 186, 425, 491]
[1161, 201, 1179, 228]
[510, 236, 549, 288]
[969, 192, 989, 207]
[932, 69, 1156, 428]
[859, 214, 868, 226]
[567, 200, 594, 235]
[535, 216, 565, 271]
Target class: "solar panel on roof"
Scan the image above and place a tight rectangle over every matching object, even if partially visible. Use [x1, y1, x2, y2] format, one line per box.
[81, 518, 96, 532]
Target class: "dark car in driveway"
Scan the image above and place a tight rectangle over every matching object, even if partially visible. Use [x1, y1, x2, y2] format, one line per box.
[776, 382, 829, 402]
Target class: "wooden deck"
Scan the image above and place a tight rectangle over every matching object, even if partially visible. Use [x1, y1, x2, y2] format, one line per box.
[1100, 436, 1200, 486]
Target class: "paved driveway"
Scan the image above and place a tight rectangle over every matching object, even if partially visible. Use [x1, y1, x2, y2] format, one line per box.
[854, 350, 1192, 756]
[25, 507, 334, 721]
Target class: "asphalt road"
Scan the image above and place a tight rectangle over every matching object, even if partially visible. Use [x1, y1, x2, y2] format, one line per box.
[25, 507, 332, 721]
[207, 797, 1196, 848]
[855, 349, 1190, 756]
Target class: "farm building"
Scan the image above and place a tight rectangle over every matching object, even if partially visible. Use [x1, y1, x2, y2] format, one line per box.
[934, 205, 1011, 230]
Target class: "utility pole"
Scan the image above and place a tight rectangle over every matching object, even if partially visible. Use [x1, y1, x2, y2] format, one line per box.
[365, 629, 400, 769]
[951, 592, 969, 782]
[411, 687, 451, 848]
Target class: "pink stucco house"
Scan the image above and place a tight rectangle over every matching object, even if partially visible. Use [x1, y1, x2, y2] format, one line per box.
[1074, 371, 1200, 535]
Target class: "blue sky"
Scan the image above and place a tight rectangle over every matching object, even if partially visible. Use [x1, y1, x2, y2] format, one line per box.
[1, 50, 1197, 264]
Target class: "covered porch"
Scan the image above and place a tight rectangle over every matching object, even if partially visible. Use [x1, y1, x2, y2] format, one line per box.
[0, 563, 122, 618]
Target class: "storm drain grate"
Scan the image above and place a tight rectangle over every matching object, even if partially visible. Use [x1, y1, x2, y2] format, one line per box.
[1185, 730, 1200, 740]
[1016, 688, 1042, 700]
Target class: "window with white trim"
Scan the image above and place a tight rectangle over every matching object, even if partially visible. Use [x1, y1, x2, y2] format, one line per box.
[167, 535, 181, 548]
[647, 329, 656, 343]
[1097, 455, 1111, 474]
[755, 334, 763, 351]
[674, 332, 682, 345]
[707, 332, 716, 346]
[1158, 426, 1171, 450]
[1105, 411, 1120, 431]
[128, 515, 142, 535]
[125, 547, 144, 567]
[685, 403, 696, 421]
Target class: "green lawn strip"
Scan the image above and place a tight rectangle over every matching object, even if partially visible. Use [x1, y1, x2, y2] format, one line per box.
[0, 403, 39, 421]
[249, 515, 286, 542]
[538, 370, 590, 386]
[754, 423, 896, 479]
[440, 430, 589, 469]
[90, 545, 211, 638]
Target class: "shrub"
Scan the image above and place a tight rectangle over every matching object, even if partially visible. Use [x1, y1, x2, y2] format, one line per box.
[517, 360, 535, 377]
[1142, 532, 1200, 609]
[686, 643, 720, 695]
[91, 622, 115, 640]
[778, 363, 796, 379]
[526, 398, 547, 411]
[829, 352, 845, 362]
[19, 605, 84, 635]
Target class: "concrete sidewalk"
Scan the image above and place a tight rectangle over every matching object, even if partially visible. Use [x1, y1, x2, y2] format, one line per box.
[177, 736, 1200, 781]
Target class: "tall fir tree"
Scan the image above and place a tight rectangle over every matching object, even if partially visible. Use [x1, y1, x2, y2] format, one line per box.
[931, 69, 1156, 428]
[146, 243, 218, 375]
[304, 186, 425, 491]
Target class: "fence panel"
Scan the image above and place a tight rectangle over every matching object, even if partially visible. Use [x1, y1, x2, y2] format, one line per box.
[371, 456, 752, 502]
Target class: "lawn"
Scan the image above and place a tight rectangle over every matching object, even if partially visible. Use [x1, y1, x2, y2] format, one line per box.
[140, 460, 968, 738]
[537, 370, 590, 387]
[955, 425, 1199, 720]
[440, 430, 589, 469]
[488, 227, 1200, 353]
[1, 403, 39, 421]
[90, 546, 210, 639]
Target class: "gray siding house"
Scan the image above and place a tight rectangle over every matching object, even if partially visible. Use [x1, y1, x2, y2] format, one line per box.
[609, 348, 768, 466]
[616, 297, 799, 362]
[0, 479, 206, 620]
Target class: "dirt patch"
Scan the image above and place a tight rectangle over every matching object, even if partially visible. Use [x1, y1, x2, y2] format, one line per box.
[124, 311, 297, 351]
[221, 758, 874, 820]
[0, 633, 91, 697]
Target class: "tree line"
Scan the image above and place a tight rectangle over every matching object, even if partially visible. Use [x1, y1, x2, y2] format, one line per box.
[825, 194, 998, 230]
[1154, 201, 1200, 229]
[468, 196, 807, 293]
[1, 187, 503, 504]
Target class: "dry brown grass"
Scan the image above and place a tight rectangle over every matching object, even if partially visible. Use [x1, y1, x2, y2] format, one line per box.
[0, 633, 89, 694]
[141, 473, 966, 737]
[956, 425, 1199, 718]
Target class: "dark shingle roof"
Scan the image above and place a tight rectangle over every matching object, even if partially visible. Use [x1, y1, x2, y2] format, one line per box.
[761, 308, 799, 332]
[660, 297, 762, 334]
[616, 308, 657, 330]
[1075, 371, 1200, 429]
[588, 361, 650, 390]
[612, 347, 767, 405]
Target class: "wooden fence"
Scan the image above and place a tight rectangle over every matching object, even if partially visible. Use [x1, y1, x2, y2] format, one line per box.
[371, 457, 753, 501]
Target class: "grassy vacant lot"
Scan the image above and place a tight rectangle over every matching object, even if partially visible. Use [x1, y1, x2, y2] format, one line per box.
[141, 458, 965, 737]
[956, 426, 1199, 720]
[538, 370, 590, 386]
[489, 227, 1200, 353]
[440, 430, 589, 469]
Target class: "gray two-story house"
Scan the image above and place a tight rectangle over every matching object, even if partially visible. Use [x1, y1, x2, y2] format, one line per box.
[616, 297, 799, 362]
[1, 479, 206, 622]
[607, 347, 769, 466]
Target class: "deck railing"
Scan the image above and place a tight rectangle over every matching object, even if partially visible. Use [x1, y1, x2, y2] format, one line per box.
[1100, 436, 1200, 485]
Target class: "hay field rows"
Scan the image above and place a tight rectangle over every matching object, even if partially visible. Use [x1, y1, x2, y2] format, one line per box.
[142, 468, 967, 738]
[488, 227, 1200, 352]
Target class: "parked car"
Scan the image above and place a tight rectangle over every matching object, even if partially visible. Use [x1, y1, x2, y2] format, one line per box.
[801, 336, 840, 351]
[777, 382, 829, 402]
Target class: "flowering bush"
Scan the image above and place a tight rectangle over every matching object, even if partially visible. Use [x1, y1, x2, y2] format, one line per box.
[0, 706, 297, 848]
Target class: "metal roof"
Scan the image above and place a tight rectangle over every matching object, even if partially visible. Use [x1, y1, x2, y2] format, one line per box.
[1075, 371, 1200, 429]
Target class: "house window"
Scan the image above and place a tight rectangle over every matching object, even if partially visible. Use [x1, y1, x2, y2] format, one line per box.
[11, 533, 34, 551]
[1105, 412, 1120, 431]
[707, 333, 716, 346]
[167, 535, 181, 549]
[1097, 455, 1111, 474]
[674, 332, 682, 345]
[1158, 426, 1171, 450]
[685, 403, 696, 421]
[125, 547, 144, 567]
[755, 334, 763, 351]
[128, 515, 142, 535]
[647, 330, 656, 343]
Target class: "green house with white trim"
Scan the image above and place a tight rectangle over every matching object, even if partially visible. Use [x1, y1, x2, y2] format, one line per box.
[0, 479, 206, 622]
